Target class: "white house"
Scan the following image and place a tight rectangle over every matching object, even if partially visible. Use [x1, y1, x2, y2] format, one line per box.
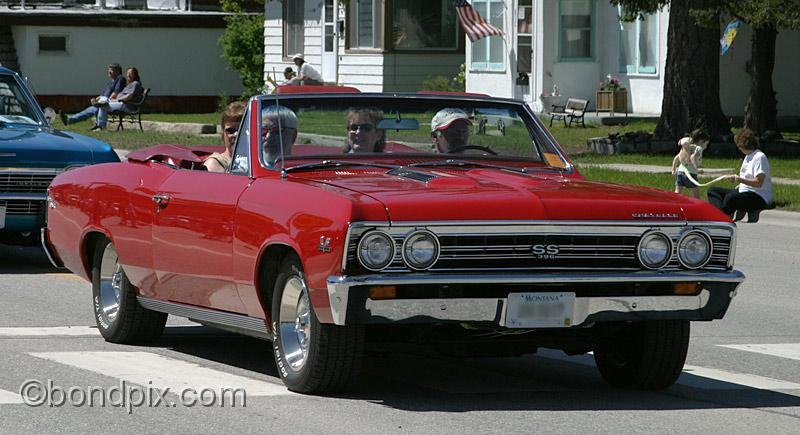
[264, 0, 800, 120]
[1, 0, 247, 113]
[264, 0, 465, 92]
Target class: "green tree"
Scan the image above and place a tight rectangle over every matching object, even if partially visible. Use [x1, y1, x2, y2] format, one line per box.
[712, 1, 800, 135]
[219, 0, 265, 98]
[612, 0, 731, 140]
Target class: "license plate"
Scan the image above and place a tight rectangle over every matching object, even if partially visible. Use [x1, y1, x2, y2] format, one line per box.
[0, 206, 5, 229]
[505, 292, 575, 328]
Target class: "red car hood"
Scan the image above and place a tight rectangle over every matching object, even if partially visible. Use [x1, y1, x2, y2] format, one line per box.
[292, 167, 722, 222]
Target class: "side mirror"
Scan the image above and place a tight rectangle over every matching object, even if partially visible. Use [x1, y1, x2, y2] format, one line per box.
[43, 107, 56, 126]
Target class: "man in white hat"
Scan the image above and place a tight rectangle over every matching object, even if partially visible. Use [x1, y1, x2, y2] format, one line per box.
[431, 108, 471, 153]
[292, 53, 323, 86]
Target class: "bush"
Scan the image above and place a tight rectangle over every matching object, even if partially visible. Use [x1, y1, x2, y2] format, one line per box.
[219, 0, 265, 98]
[421, 64, 466, 92]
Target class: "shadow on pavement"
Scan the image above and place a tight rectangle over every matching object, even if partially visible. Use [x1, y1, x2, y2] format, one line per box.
[149, 325, 800, 412]
[0, 245, 67, 274]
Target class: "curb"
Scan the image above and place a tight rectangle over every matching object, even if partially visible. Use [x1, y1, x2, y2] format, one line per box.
[140, 120, 216, 135]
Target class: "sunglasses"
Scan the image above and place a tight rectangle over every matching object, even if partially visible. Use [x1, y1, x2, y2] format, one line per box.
[348, 123, 374, 133]
[224, 127, 238, 135]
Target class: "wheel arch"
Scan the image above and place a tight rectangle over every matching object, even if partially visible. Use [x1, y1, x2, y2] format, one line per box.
[81, 230, 111, 280]
[255, 243, 300, 325]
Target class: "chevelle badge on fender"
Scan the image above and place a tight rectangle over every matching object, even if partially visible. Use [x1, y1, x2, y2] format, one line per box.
[44, 89, 744, 394]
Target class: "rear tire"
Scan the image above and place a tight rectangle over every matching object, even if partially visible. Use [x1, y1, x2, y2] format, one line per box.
[594, 320, 689, 390]
[91, 238, 166, 343]
[271, 254, 364, 394]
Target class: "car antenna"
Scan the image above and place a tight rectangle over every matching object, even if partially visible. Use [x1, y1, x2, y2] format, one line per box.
[271, 66, 288, 179]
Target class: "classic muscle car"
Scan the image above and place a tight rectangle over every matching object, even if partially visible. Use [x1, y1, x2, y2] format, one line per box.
[45, 91, 745, 394]
[0, 65, 119, 246]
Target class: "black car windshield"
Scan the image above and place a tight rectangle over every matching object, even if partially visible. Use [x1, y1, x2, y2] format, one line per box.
[0, 74, 39, 126]
[254, 94, 570, 171]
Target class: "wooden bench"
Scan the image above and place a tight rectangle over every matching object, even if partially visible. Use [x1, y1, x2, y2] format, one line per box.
[549, 97, 589, 128]
[109, 88, 150, 131]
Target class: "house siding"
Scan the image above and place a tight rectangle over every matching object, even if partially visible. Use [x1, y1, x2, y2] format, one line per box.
[13, 26, 240, 97]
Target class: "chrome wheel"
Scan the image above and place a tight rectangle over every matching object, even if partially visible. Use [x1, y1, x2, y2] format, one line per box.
[98, 243, 123, 326]
[278, 274, 311, 372]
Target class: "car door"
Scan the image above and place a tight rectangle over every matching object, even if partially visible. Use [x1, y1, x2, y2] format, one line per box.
[151, 169, 252, 313]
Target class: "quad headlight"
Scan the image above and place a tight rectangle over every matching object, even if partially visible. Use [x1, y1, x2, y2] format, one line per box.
[401, 230, 440, 270]
[677, 230, 712, 269]
[357, 231, 395, 271]
[637, 231, 672, 269]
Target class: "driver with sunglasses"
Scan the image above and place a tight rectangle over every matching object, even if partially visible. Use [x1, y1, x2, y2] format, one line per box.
[343, 108, 385, 153]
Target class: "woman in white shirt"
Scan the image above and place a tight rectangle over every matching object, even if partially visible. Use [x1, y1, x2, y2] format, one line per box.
[707, 129, 773, 223]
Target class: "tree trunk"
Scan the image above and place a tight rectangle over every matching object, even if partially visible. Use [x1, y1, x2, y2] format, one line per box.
[655, 0, 731, 140]
[743, 25, 778, 135]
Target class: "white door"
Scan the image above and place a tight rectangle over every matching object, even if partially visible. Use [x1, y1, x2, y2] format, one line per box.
[321, 0, 338, 83]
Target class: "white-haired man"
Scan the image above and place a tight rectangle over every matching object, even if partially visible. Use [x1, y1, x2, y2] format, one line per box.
[261, 104, 298, 166]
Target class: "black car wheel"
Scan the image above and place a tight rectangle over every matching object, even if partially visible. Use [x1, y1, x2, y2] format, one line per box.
[594, 320, 690, 390]
[91, 238, 166, 343]
[271, 254, 364, 394]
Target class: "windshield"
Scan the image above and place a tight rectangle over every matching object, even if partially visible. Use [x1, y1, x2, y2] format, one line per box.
[254, 94, 570, 171]
[0, 74, 40, 126]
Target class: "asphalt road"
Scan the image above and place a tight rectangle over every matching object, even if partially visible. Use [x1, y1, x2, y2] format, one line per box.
[1, 216, 799, 433]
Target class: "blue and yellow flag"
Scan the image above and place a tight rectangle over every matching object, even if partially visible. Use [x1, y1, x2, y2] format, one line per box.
[720, 20, 741, 55]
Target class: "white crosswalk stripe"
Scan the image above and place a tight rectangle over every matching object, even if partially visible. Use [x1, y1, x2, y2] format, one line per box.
[0, 326, 99, 337]
[718, 343, 800, 362]
[0, 389, 23, 404]
[680, 365, 800, 390]
[30, 351, 293, 397]
[536, 348, 800, 391]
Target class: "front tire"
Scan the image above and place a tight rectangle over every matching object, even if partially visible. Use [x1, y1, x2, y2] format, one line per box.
[271, 254, 364, 394]
[91, 238, 166, 343]
[594, 320, 689, 390]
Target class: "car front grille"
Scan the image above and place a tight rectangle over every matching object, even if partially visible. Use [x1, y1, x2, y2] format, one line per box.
[0, 173, 57, 194]
[0, 199, 42, 216]
[344, 222, 735, 274]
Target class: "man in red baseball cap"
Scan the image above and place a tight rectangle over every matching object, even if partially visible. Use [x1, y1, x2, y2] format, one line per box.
[431, 108, 471, 153]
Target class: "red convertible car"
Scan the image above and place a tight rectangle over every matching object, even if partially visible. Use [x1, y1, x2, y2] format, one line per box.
[45, 92, 744, 394]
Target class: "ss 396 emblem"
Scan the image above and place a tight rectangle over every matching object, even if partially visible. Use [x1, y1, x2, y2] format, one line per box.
[531, 244, 559, 259]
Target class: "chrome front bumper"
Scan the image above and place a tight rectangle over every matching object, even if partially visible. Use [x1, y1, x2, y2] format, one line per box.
[326, 270, 745, 327]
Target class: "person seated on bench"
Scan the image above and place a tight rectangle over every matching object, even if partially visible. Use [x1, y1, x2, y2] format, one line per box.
[708, 129, 773, 223]
[95, 67, 144, 131]
[203, 101, 246, 172]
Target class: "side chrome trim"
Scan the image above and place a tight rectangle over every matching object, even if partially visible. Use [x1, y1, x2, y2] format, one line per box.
[137, 297, 272, 340]
[326, 270, 745, 326]
[40, 227, 63, 268]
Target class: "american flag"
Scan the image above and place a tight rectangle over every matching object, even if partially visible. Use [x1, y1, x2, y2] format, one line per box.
[454, 0, 504, 43]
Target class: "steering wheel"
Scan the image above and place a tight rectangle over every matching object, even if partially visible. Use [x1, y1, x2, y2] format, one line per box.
[449, 145, 498, 155]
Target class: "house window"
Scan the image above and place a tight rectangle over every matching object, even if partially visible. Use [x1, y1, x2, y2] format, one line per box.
[38, 35, 68, 53]
[559, 0, 593, 60]
[470, 0, 505, 71]
[348, 0, 382, 49]
[618, 9, 658, 74]
[392, 0, 458, 50]
[284, 0, 304, 57]
[517, 0, 533, 74]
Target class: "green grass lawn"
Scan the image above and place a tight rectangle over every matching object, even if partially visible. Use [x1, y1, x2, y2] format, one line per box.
[580, 167, 800, 211]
